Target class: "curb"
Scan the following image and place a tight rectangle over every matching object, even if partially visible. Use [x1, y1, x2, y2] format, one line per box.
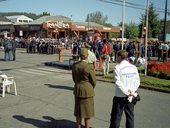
[97, 78, 170, 94]
[44, 62, 170, 94]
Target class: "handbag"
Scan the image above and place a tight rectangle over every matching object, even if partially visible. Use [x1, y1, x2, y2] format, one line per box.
[132, 94, 141, 103]
[101, 54, 107, 60]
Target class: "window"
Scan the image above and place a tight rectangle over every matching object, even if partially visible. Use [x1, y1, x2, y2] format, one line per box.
[23, 20, 28, 22]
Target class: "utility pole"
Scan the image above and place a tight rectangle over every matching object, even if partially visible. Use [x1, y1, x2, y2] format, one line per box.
[144, 0, 149, 76]
[88, 14, 90, 31]
[121, 0, 125, 50]
[163, 0, 168, 42]
[87, 14, 90, 40]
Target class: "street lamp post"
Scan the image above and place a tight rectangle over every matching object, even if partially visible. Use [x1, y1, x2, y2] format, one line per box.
[144, 0, 150, 76]
[121, 0, 125, 50]
[163, 0, 168, 42]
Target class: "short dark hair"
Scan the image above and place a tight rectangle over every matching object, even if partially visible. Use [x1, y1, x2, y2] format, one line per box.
[117, 50, 128, 60]
[103, 38, 107, 43]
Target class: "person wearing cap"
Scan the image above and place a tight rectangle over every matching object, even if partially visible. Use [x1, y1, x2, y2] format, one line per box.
[72, 48, 96, 128]
[85, 43, 97, 69]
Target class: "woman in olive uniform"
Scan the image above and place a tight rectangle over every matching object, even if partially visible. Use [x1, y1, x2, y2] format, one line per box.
[72, 48, 96, 128]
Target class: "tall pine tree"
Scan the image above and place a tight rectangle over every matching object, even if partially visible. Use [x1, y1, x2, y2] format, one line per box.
[139, 3, 161, 38]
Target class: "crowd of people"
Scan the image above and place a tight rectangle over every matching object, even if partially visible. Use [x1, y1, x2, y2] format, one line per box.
[112, 40, 170, 63]
[2, 36, 170, 75]
[1, 36, 170, 67]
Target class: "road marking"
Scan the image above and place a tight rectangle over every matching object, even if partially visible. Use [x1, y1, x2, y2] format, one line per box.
[28, 69, 52, 74]
[37, 67, 70, 73]
[8, 71, 35, 77]
[36, 67, 58, 72]
[52, 75, 72, 80]
[4, 73, 23, 78]
[19, 69, 44, 75]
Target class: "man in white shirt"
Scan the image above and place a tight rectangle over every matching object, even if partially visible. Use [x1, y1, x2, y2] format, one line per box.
[109, 50, 140, 128]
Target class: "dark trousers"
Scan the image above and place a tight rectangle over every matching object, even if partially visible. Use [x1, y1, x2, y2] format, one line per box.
[157, 49, 162, 61]
[12, 50, 16, 61]
[109, 97, 134, 128]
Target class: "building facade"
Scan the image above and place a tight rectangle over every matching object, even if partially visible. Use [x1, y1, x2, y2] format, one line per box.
[1, 15, 120, 40]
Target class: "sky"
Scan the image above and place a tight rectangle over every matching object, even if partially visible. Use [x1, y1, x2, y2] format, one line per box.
[0, 0, 169, 26]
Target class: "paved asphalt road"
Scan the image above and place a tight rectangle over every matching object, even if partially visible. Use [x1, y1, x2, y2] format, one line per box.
[0, 48, 170, 128]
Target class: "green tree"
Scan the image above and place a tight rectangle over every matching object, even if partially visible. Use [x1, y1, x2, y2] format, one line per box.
[39, 12, 51, 17]
[108, 32, 118, 39]
[139, 2, 161, 38]
[125, 22, 139, 39]
[138, 14, 145, 38]
[85, 11, 109, 26]
[117, 21, 139, 39]
[86, 11, 115, 39]
[160, 20, 170, 33]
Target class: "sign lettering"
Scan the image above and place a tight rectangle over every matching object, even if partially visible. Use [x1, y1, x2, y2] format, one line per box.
[47, 22, 70, 29]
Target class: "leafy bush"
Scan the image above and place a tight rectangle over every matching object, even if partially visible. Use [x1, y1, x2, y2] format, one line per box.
[147, 61, 170, 80]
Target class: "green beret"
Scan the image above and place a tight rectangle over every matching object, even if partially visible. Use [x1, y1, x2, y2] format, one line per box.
[80, 48, 88, 57]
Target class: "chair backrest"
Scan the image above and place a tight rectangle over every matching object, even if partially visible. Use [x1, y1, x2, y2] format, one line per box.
[0, 74, 7, 79]
[0, 74, 8, 83]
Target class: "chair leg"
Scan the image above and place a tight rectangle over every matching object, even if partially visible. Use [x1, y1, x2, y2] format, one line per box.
[13, 81, 17, 96]
[7, 85, 10, 93]
[2, 84, 5, 97]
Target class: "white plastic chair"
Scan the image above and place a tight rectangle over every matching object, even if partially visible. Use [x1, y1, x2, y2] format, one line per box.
[0, 74, 17, 97]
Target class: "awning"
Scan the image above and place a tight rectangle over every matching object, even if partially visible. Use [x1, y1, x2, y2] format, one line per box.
[0, 25, 15, 32]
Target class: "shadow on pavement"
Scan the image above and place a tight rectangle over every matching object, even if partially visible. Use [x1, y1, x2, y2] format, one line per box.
[13, 115, 76, 128]
[0, 68, 12, 71]
[44, 84, 74, 91]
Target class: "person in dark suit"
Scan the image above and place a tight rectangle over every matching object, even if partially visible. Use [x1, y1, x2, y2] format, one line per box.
[72, 48, 96, 128]
[12, 39, 17, 61]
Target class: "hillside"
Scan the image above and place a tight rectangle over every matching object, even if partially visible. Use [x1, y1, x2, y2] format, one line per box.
[0, 12, 43, 20]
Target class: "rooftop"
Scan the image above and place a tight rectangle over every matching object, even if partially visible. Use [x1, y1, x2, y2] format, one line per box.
[0, 16, 11, 22]
[28, 15, 71, 25]
[6, 15, 33, 20]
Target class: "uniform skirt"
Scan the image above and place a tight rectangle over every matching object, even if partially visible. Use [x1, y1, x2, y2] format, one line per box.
[74, 96, 94, 118]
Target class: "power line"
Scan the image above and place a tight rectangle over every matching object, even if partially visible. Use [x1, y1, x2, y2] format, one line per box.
[98, 0, 145, 10]
[111, 0, 169, 12]
[112, 0, 167, 12]
[111, 0, 146, 8]
[97, 0, 170, 14]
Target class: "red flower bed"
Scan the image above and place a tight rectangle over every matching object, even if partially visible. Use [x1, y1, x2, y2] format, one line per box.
[147, 61, 170, 79]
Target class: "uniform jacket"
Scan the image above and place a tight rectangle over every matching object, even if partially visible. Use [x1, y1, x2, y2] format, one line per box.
[114, 60, 140, 97]
[72, 60, 96, 98]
